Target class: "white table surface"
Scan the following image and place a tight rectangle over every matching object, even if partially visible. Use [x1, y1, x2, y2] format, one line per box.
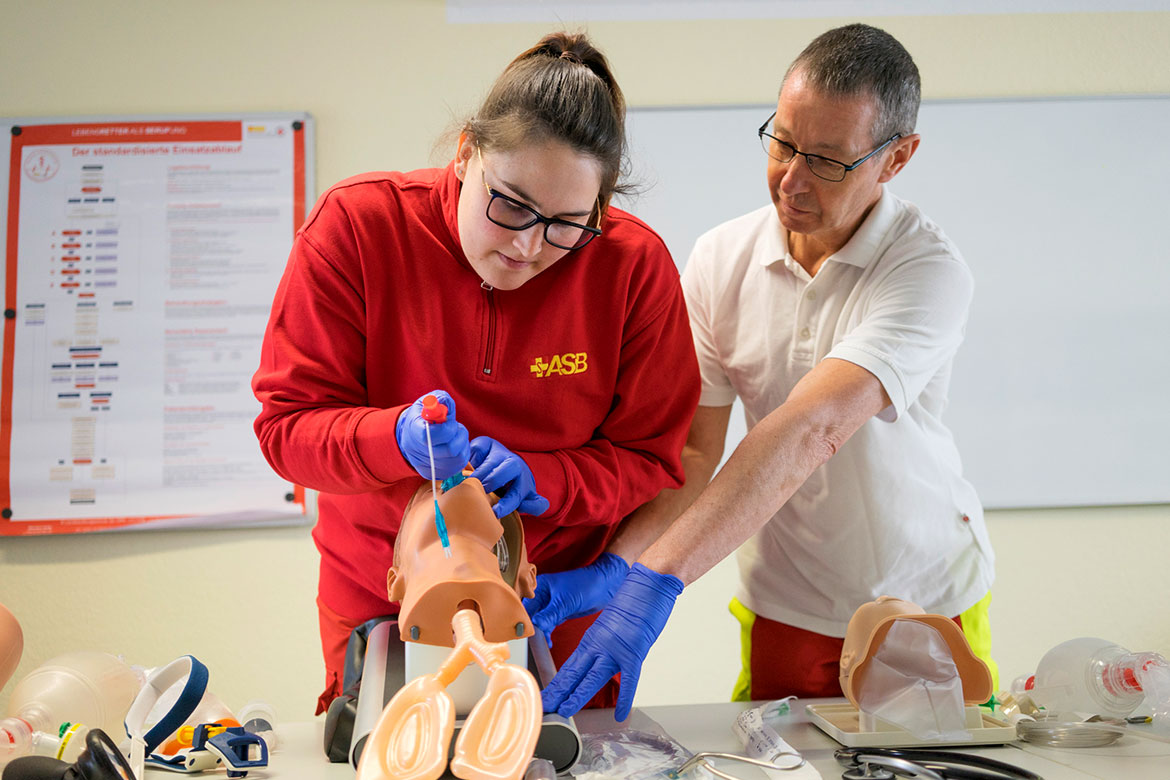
[631, 700, 1170, 780]
[191, 699, 1169, 780]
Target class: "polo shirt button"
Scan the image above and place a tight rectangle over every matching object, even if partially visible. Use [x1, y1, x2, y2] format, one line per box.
[800, 327, 811, 339]
[807, 290, 817, 301]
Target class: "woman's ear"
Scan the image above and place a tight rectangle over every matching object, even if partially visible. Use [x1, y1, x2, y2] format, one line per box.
[454, 131, 475, 180]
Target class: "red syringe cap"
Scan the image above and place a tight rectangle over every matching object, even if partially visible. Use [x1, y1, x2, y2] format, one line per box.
[421, 394, 448, 423]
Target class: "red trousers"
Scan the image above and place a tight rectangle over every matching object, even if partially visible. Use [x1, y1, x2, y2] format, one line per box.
[741, 609, 964, 700]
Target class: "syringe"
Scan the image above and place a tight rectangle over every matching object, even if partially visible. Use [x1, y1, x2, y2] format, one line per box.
[421, 394, 452, 558]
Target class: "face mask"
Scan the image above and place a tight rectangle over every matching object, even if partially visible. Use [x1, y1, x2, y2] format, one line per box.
[2, 728, 134, 780]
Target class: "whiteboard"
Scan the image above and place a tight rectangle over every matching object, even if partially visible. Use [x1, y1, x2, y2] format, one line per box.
[615, 97, 1170, 509]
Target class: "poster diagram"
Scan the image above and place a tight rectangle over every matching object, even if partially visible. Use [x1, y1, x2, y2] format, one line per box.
[1, 115, 313, 535]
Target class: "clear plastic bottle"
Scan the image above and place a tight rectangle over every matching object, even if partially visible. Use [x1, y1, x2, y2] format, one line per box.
[1, 650, 143, 763]
[237, 699, 278, 751]
[1030, 637, 1169, 720]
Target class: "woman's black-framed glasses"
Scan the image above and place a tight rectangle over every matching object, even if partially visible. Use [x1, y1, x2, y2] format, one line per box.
[477, 148, 602, 251]
[757, 111, 901, 183]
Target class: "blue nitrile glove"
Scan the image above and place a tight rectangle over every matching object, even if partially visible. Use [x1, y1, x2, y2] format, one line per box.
[395, 390, 471, 481]
[541, 562, 684, 722]
[468, 436, 550, 519]
[523, 553, 631, 645]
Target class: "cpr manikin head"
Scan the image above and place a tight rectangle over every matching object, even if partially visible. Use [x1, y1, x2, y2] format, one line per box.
[387, 475, 537, 647]
[839, 596, 992, 709]
[0, 601, 21, 687]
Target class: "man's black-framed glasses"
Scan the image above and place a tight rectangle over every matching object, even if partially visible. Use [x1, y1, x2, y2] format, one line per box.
[478, 148, 602, 251]
[757, 111, 901, 183]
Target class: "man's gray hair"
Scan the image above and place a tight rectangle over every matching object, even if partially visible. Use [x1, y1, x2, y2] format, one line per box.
[784, 24, 921, 144]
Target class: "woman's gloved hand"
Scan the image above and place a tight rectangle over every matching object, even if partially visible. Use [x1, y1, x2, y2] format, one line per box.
[540, 562, 684, 721]
[523, 553, 631, 645]
[395, 390, 470, 481]
[468, 436, 550, 519]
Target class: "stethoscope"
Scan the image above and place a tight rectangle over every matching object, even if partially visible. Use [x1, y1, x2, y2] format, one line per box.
[834, 747, 1044, 780]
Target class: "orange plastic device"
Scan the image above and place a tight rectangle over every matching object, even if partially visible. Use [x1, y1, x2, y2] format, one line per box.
[355, 609, 541, 780]
[387, 476, 536, 647]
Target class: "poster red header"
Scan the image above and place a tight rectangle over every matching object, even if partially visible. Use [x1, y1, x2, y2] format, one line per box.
[14, 121, 242, 146]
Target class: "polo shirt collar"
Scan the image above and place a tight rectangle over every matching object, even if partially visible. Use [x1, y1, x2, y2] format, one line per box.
[832, 185, 895, 269]
[758, 208, 789, 268]
[760, 185, 895, 271]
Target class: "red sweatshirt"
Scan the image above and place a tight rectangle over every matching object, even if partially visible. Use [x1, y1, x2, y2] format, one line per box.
[252, 163, 700, 620]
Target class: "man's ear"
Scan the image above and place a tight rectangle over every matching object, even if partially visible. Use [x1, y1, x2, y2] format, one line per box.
[454, 131, 475, 181]
[877, 133, 920, 183]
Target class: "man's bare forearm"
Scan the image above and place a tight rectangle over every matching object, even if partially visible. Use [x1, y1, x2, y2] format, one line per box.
[607, 404, 732, 563]
[640, 359, 890, 585]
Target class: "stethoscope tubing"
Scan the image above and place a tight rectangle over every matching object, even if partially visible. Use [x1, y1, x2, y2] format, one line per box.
[834, 747, 1044, 780]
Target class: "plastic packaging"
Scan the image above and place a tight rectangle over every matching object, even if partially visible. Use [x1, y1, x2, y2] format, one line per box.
[732, 697, 803, 768]
[1030, 637, 1170, 726]
[855, 620, 971, 742]
[2, 651, 142, 756]
[569, 727, 691, 780]
[995, 691, 1039, 725]
[237, 699, 278, 751]
[524, 757, 558, 780]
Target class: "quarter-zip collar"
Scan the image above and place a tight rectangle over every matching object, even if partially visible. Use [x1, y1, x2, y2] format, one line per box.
[434, 160, 478, 278]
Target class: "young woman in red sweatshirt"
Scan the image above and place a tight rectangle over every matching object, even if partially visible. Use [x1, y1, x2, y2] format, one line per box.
[252, 31, 699, 714]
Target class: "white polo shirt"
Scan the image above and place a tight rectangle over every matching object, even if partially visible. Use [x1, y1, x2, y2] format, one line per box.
[681, 187, 995, 637]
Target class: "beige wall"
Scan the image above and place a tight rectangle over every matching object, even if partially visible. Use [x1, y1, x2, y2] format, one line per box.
[2, 1, 1168, 721]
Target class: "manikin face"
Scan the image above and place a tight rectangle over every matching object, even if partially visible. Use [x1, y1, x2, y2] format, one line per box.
[454, 135, 603, 291]
[766, 68, 916, 256]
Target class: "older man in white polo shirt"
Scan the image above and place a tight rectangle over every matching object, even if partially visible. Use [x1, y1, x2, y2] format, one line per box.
[529, 23, 996, 721]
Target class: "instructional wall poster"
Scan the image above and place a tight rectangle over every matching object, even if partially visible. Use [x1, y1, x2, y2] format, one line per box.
[0, 114, 313, 535]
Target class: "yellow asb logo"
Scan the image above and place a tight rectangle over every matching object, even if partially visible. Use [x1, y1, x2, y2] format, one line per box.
[530, 352, 588, 378]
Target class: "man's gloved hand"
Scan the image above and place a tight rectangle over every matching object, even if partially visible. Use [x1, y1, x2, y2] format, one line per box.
[468, 436, 550, 519]
[395, 390, 470, 481]
[540, 563, 684, 722]
[523, 553, 631, 645]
